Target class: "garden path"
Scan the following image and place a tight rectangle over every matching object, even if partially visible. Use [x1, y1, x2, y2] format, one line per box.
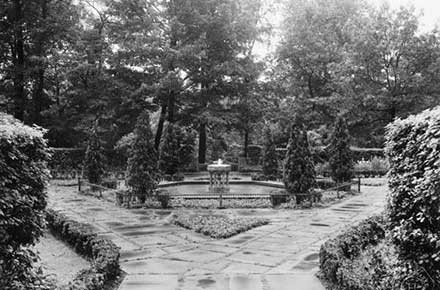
[47, 183, 387, 290]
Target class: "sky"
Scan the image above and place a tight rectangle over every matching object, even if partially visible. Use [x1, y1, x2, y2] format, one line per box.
[374, 0, 440, 31]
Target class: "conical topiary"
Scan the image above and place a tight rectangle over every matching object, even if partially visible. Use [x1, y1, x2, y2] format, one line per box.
[262, 127, 279, 180]
[127, 111, 160, 201]
[159, 123, 182, 176]
[328, 116, 353, 185]
[283, 122, 316, 204]
[83, 123, 105, 185]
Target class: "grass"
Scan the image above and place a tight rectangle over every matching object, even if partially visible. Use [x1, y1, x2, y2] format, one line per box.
[172, 214, 269, 238]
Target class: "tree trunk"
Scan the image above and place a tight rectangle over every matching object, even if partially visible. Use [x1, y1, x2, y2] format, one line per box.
[244, 129, 249, 158]
[198, 122, 206, 164]
[154, 104, 167, 150]
[32, 0, 48, 125]
[167, 92, 175, 123]
[12, 0, 25, 121]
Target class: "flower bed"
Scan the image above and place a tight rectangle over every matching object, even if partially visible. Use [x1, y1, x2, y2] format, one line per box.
[46, 209, 121, 290]
[173, 214, 269, 238]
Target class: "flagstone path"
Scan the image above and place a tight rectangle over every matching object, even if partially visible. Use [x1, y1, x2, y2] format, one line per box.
[47, 183, 387, 290]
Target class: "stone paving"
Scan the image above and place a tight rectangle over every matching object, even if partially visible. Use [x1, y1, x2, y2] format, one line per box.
[47, 183, 387, 290]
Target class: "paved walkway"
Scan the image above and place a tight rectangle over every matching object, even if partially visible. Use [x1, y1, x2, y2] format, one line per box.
[47, 183, 387, 290]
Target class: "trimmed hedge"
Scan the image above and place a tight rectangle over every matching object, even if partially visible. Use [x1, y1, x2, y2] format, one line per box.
[46, 209, 120, 290]
[0, 113, 53, 289]
[385, 106, 440, 287]
[319, 215, 385, 287]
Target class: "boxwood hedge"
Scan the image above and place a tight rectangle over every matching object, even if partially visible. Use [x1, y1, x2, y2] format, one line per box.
[46, 209, 121, 290]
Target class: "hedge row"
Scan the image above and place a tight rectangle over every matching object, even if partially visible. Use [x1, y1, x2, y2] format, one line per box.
[385, 106, 440, 287]
[319, 215, 385, 287]
[46, 209, 120, 290]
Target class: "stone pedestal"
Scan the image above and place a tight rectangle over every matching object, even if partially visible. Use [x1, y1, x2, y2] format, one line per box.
[207, 164, 231, 193]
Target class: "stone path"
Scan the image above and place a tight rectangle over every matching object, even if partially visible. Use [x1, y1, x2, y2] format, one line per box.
[47, 184, 387, 290]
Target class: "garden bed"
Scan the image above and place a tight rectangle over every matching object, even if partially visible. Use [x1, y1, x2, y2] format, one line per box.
[172, 214, 269, 238]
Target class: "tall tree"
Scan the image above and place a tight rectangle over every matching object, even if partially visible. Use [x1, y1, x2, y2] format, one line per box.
[0, 0, 79, 123]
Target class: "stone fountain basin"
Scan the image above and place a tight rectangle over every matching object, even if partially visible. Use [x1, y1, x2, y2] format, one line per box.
[158, 180, 283, 195]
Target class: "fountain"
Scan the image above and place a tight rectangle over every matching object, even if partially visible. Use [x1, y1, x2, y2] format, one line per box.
[207, 159, 231, 193]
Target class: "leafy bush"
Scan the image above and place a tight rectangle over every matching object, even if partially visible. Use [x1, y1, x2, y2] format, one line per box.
[83, 125, 105, 185]
[126, 111, 161, 202]
[262, 128, 279, 178]
[0, 113, 54, 290]
[170, 198, 272, 209]
[46, 209, 120, 290]
[283, 122, 316, 204]
[319, 215, 386, 286]
[159, 124, 195, 175]
[173, 214, 269, 238]
[328, 116, 354, 184]
[385, 106, 440, 287]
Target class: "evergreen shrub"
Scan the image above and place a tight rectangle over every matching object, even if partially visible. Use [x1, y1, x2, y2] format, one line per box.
[127, 111, 160, 202]
[283, 122, 316, 204]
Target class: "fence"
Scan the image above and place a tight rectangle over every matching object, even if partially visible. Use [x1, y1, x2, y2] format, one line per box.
[77, 176, 361, 208]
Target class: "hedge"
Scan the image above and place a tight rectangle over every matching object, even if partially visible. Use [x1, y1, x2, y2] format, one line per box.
[385, 106, 440, 287]
[46, 209, 120, 290]
[319, 215, 385, 288]
[0, 113, 53, 289]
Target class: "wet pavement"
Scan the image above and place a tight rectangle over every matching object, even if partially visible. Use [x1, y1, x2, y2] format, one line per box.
[47, 183, 387, 290]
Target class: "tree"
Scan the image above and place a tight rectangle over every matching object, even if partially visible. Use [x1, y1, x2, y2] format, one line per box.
[159, 123, 195, 176]
[0, 0, 80, 124]
[283, 122, 316, 204]
[83, 123, 105, 185]
[328, 116, 353, 185]
[126, 111, 160, 201]
[262, 127, 278, 179]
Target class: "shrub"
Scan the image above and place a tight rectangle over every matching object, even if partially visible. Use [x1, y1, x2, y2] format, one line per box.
[159, 124, 195, 175]
[385, 106, 440, 287]
[262, 127, 278, 178]
[83, 124, 105, 185]
[46, 209, 120, 289]
[173, 214, 269, 238]
[0, 114, 53, 289]
[283, 122, 316, 204]
[328, 116, 354, 185]
[126, 111, 160, 202]
[319, 215, 386, 286]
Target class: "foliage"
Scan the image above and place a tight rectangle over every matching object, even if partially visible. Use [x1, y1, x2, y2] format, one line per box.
[173, 214, 269, 239]
[0, 114, 53, 289]
[48, 148, 85, 171]
[328, 116, 354, 184]
[171, 198, 272, 209]
[385, 106, 440, 287]
[354, 157, 389, 176]
[262, 127, 279, 179]
[159, 124, 195, 175]
[83, 124, 105, 185]
[319, 215, 386, 287]
[126, 111, 160, 200]
[46, 209, 120, 290]
[283, 122, 316, 203]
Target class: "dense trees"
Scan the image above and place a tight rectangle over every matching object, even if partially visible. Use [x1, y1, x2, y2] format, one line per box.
[1, 0, 440, 165]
